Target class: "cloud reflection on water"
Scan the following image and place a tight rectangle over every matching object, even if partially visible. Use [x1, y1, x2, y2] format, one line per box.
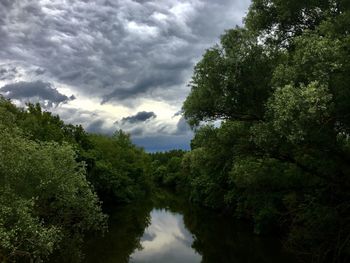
[130, 209, 201, 263]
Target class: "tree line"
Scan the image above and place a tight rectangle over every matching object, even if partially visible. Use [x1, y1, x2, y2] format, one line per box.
[171, 0, 350, 262]
[0, 98, 152, 262]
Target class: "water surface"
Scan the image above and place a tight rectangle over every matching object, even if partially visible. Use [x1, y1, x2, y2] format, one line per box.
[130, 209, 201, 263]
[83, 191, 297, 263]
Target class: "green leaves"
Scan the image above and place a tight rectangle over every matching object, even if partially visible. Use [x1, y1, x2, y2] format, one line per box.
[183, 28, 276, 126]
[87, 132, 151, 203]
[0, 119, 106, 261]
[266, 82, 334, 144]
[0, 190, 62, 260]
[0, 96, 153, 260]
[245, 0, 337, 45]
[181, 0, 350, 260]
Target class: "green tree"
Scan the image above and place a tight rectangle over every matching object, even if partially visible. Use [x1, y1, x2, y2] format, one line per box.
[0, 124, 106, 261]
[182, 1, 350, 261]
[183, 28, 277, 126]
[87, 131, 151, 203]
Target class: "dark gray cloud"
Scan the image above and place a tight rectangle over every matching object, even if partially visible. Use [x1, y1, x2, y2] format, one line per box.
[0, 67, 18, 81]
[121, 111, 157, 124]
[176, 116, 191, 135]
[86, 119, 114, 134]
[0, 80, 74, 107]
[141, 232, 156, 242]
[85, 118, 119, 135]
[86, 119, 105, 134]
[129, 127, 144, 136]
[35, 68, 46, 75]
[0, 0, 249, 104]
[173, 110, 182, 117]
[0, 0, 250, 150]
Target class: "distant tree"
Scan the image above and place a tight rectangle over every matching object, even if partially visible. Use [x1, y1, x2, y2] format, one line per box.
[87, 131, 151, 203]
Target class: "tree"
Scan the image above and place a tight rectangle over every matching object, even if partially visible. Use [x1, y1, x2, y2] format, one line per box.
[87, 131, 151, 203]
[183, 28, 277, 126]
[0, 125, 106, 261]
[182, 1, 350, 261]
[245, 0, 348, 45]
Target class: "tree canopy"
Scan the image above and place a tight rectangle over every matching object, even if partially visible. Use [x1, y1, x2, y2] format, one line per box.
[0, 97, 152, 261]
[182, 1, 350, 261]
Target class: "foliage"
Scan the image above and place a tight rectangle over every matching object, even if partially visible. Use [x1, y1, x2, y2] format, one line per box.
[149, 150, 186, 188]
[182, 122, 251, 208]
[0, 97, 152, 204]
[0, 97, 152, 261]
[0, 100, 91, 152]
[0, 189, 61, 261]
[182, 1, 350, 262]
[0, 123, 106, 262]
[182, 28, 277, 126]
[86, 131, 151, 203]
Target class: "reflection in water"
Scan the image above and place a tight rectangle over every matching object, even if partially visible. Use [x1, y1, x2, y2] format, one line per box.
[82, 200, 153, 263]
[130, 209, 201, 263]
[77, 190, 297, 263]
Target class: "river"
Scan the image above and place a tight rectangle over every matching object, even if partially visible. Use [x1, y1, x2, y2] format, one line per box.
[80, 190, 297, 263]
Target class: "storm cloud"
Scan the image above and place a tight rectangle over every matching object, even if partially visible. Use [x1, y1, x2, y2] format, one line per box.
[0, 0, 249, 102]
[176, 117, 191, 135]
[86, 119, 117, 134]
[0, 67, 18, 81]
[0, 0, 250, 151]
[121, 111, 157, 124]
[0, 80, 74, 107]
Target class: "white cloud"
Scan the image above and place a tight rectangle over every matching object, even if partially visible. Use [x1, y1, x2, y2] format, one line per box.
[126, 21, 159, 39]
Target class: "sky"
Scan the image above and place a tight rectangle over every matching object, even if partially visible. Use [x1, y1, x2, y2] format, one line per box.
[0, 0, 250, 152]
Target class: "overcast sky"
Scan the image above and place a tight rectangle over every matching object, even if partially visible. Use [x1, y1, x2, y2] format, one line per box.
[0, 0, 250, 151]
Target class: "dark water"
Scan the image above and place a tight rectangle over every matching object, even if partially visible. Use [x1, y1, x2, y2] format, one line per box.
[82, 190, 297, 263]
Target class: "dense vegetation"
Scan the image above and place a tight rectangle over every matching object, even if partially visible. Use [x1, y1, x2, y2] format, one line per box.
[85, 132, 151, 203]
[181, 0, 350, 262]
[149, 150, 186, 188]
[0, 98, 152, 262]
[1, 1, 350, 262]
